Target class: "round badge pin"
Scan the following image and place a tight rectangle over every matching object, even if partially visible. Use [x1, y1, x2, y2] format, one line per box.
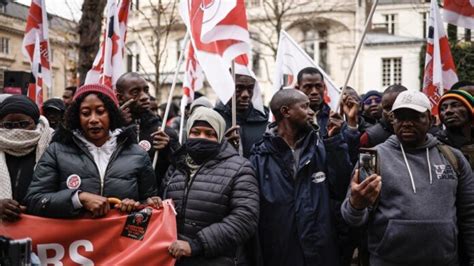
[138, 140, 151, 151]
[66, 174, 81, 189]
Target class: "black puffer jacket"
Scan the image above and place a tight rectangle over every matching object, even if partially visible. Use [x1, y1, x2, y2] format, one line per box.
[163, 142, 259, 265]
[25, 126, 157, 218]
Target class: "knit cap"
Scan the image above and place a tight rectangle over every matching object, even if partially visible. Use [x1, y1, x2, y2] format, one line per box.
[73, 84, 119, 107]
[438, 89, 474, 117]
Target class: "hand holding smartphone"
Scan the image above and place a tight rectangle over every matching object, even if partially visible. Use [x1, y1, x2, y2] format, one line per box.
[358, 148, 378, 183]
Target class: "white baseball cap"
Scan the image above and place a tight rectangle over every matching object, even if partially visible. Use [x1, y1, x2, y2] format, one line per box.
[391, 90, 432, 113]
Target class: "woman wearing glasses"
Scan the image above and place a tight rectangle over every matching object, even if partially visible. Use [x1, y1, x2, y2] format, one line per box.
[25, 84, 159, 218]
[0, 95, 53, 221]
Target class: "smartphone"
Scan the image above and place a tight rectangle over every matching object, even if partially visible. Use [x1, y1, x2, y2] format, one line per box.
[358, 148, 378, 182]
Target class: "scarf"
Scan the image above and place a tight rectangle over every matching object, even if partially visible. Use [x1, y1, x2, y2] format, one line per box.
[0, 116, 53, 199]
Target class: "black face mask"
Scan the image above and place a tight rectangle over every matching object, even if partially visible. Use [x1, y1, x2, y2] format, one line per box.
[185, 138, 222, 164]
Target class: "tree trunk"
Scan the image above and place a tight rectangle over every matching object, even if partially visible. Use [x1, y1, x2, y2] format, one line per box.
[77, 0, 107, 86]
[155, 0, 162, 102]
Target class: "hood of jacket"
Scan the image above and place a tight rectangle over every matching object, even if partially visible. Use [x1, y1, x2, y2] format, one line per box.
[379, 133, 440, 194]
[253, 122, 319, 157]
[384, 133, 438, 150]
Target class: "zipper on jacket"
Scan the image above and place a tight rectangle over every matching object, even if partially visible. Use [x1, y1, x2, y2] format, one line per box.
[180, 162, 208, 227]
[13, 168, 22, 200]
[73, 135, 125, 196]
[73, 137, 102, 191]
[100, 138, 127, 196]
[135, 119, 140, 143]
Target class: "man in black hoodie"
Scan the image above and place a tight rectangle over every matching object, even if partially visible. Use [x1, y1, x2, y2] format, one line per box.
[116, 72, 179, 188]
[214, 74, 269, 158]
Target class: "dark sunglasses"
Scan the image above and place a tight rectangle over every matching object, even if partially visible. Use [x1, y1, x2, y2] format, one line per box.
[363, 97, 381, 105]
[0, 120, 33, 129]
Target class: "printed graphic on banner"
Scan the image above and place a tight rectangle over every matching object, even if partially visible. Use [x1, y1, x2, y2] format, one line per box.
[1, 200, 177, 265]
[121, 208, 153, 240]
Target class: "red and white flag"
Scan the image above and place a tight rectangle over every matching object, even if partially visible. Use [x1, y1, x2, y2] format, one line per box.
[423, 0, 458, 115]
[273, 30, 340, 110]
[22, 0, 51, 89]
[28, 33, 43, 105]
[179, 0, 252, 107]
[182, 42, 204, 104]
[85, 0, 131, 88]
[443, 0, 474, 29]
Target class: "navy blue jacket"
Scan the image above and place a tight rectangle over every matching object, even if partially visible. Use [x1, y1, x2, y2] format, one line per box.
[316, 104, 360, 165]
[250, 124, 352, 266]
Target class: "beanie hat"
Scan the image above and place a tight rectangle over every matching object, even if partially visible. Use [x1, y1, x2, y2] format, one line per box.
[42, 98, 66, 112]
[73, 84, 119, 107]
[438, 89, 474, 117]
[0, 94, 40, 124]
[362, 90, 382, 106]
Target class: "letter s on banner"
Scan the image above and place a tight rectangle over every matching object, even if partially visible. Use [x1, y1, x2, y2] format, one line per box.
[70, 240, 94, 265]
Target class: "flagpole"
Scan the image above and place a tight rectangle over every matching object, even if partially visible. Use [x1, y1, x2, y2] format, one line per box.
[231, 60, 237, 127]
[338, 0, 379, 111]
[178, 96, 187, 144]
[152, 31, 190, 169]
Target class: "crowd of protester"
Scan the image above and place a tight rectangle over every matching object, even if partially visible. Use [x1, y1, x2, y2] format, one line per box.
[0, 68, 473, 266]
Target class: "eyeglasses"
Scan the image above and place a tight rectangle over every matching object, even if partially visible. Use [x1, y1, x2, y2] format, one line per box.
[0, 120, 33, 129]
[363, 97, 381, 105]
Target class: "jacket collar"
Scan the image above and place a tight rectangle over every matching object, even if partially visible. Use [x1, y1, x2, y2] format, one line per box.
[215, 101, 269, 123]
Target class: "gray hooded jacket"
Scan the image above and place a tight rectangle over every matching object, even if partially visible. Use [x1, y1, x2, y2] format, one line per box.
[341, 134, 474, 266]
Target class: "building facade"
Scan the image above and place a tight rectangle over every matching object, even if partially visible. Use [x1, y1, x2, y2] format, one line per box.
[125, 0, 469, 104]
[0, 1, 78, 99]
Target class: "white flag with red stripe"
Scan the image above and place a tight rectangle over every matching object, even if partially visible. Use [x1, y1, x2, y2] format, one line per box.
[28, 33, 43, 106]
[182, 42, 204, 104]
[85, 0, 131, 88]
[443, 0, 474, 29]
[22, 0, 51, 89]
[422, 0, 458, 115]
[273, 30, 340, 110]
[179, 0, 251, 107]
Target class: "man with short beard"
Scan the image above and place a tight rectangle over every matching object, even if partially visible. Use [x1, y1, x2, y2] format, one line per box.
[251, 89, 352, 265]
[214, 74, 269, 158]
[116, 72, 179, 189]
[437, 89, 474, 169]
[341, 90, 474, 265]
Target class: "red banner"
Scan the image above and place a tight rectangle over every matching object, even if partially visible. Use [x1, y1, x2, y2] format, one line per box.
[0, 200, 177, 265]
